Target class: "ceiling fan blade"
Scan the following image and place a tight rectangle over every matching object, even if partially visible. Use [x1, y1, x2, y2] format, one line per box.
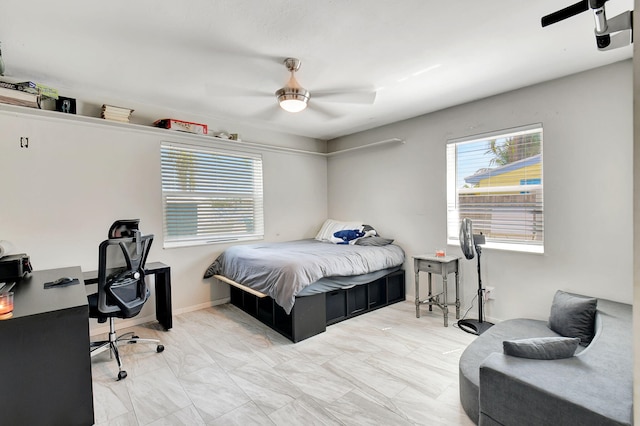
[541, 0, 589, 27]
[181, 36, 285, 68]
[253, 104, 285, 121]
[206, 85, 272, 98]
[312, 89, 377, 105]
[307, 102, 342, 120]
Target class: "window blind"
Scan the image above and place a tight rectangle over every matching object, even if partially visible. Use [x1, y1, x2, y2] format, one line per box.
[446, 124, 543, 253]
[161, 142, 264, 247]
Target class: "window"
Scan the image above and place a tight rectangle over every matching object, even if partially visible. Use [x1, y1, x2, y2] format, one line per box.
[161, 142, 264, 248]
[446, 124, 543, 253]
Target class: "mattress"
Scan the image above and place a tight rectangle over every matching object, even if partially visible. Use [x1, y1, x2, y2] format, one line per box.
[297, 266, 402, 296]
[204, 239, 405, 314]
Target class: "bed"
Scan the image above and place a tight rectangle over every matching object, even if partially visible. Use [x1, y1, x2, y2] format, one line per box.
[204, 222, 406, 342]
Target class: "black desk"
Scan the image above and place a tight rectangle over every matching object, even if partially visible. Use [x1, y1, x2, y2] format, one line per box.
[83, 261, 173, 330]
[0, 267, 94, 426]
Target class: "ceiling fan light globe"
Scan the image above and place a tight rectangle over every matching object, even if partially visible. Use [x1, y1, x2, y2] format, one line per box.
[276, 87, 310, 113]
[279, 98, 308, 113]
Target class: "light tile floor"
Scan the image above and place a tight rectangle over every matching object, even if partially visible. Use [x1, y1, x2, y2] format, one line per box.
[91, 301, 477, 425]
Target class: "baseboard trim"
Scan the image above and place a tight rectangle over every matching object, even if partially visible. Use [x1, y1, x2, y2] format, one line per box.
[172, 298, 229, 315]
[89, 297, 230, 337]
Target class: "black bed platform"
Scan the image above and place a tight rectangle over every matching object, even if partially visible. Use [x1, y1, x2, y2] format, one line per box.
[228, 269, 406, 342]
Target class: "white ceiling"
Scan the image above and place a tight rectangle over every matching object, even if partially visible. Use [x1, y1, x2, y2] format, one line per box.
[0, 0, 633, 140]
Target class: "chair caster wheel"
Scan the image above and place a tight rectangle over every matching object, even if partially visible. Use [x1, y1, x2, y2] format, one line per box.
[157, 345, 165, 353]
[118, 370, 128, 380]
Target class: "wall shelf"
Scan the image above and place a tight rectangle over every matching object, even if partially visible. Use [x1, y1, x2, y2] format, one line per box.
[0, 103, 327, 157]
[0, 103, 404, 158]
[326, 138, 405, 157]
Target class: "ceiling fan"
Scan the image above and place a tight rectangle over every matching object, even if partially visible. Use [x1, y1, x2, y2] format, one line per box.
[273, 57, 377, 114]
[541, 0, 633, 51]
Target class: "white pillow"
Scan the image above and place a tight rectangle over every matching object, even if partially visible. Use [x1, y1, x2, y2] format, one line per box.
[315, 219, 363, 241]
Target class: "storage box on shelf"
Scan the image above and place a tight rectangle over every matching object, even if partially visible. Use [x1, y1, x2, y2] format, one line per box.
[154, 118, 208, 135]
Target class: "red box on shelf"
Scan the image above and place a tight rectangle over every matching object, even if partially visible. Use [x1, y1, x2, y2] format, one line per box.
[154, 118, 208, 135]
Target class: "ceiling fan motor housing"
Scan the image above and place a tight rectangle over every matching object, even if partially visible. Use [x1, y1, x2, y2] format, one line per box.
[276, 58, 310, 112]
[275, 87, 310, 112]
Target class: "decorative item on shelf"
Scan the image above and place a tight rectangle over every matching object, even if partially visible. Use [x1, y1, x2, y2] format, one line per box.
[0, 240, 13, 259]
[154, 118, 208, 135]
[229, 133, 239, 141]
[0, 291, 14, 320]
[55, 96, 76, 114]
[101, 104, 134, 123]
[0, 41, 5, 77]
[435, 248, 446, 257]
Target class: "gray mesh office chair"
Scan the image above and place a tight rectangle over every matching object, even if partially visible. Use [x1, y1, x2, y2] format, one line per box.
[88, 230, 164, 380]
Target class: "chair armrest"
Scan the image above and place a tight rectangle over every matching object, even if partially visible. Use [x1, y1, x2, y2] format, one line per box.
[83, 262, 168, 285]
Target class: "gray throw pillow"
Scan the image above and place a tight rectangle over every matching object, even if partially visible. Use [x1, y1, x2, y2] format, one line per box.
[354, 236, 394, 246]
[503, 337, 580, 360]
[548, 290, 597, 346]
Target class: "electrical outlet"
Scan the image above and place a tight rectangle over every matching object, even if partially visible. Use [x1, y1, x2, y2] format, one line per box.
[484, 286, 495, 301]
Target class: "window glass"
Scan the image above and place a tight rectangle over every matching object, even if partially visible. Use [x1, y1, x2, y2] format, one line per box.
[161, 142, 264, 248]
[446, 124, 543, 253]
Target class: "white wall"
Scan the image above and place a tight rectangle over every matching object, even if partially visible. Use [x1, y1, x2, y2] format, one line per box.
[633, 2, 639, 422]
[327, 60, 633, 322]
[0, 108, 327, 331]
[0, 60, 632, 331]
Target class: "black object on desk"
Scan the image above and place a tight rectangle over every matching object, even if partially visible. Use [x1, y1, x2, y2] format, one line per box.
[83, 261, 173, 330]
[44, 276, 79, 288]
[0, 266, 94, 426]
[0, 253, 32, 281]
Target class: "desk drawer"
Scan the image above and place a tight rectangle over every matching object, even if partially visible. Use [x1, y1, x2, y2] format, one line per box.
[416, 259, 442, 274]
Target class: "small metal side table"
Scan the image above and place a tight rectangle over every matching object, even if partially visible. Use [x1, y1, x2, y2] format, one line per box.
[413, 254, 460, 326]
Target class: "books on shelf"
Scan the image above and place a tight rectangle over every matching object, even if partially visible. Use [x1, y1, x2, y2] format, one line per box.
[0, 80, 18, 90]
[15, 81, 58, 100]
[153, 118, 208, 135]
[101, 104, 134, 123]
[0, 86, 40, 108]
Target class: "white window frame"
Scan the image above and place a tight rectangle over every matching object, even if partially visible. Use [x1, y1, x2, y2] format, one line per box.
[161, 141, 264, 248]
[446, 124, 544, 254]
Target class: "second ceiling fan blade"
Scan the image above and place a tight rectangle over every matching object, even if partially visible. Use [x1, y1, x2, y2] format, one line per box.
[307, 102, 342, 120]
[541, 0, 589, 27]
[312, 89, 377, 104]
[206, 84, 272, 98]
[254, 104, 285, 121]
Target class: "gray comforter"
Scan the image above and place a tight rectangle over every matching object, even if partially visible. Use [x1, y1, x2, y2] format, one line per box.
[204, 239, 405, 314]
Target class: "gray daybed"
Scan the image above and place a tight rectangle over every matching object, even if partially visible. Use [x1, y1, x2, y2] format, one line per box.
[459, 292, 632, 425]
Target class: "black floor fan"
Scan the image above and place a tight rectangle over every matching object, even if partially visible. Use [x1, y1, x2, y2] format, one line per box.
[458, 218, 494, 335]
